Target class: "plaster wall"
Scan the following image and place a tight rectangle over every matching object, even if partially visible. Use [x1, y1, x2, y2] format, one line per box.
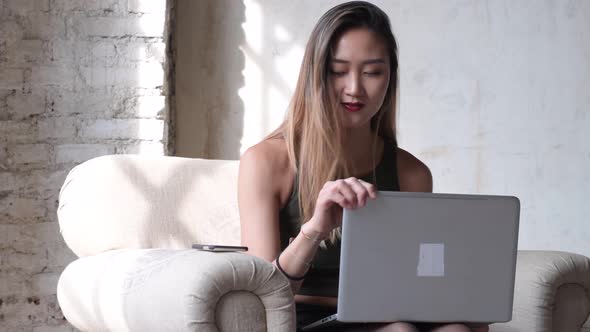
[175, 0, 590, 256]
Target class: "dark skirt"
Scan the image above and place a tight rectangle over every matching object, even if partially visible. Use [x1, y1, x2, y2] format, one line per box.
[296, 303, 337, 330]
[296, 303, 477, 332]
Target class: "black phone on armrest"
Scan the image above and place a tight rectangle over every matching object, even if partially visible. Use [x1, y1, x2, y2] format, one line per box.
[192, 244, 248, 252]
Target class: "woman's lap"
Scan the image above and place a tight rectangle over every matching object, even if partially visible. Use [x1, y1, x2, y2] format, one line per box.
[296, 303, 337, 330]
[296, 303, 482, 332]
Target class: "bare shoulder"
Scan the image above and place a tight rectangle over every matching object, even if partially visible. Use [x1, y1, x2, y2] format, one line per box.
[240, 138, 292, 178]
[396, 147, 433, 193]
[243, 137, 288, 160]
[238, 138, 293, 260]
[239, 138, 294, 203]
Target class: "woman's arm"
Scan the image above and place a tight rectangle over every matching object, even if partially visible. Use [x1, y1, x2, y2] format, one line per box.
[238, 141, 324, 293]
[238, 143, 284, 262]
[239, 141, 377, 295]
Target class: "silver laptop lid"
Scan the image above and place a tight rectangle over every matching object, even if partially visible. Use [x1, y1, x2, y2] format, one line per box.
[337, 191, 520, 323]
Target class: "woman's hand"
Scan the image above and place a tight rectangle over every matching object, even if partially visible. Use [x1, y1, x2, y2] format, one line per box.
[302, 177, 377, 237]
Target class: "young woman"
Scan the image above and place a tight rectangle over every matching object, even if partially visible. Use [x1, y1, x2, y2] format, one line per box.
[239, 2, 489, 331]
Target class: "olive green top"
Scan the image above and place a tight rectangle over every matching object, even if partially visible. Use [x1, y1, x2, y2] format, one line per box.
[278, 139, 400, 297]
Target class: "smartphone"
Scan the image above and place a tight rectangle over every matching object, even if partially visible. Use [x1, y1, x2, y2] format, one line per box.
[192, 244, 248, 252]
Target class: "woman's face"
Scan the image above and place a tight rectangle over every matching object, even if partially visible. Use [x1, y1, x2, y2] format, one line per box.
[328, 28, 390, 129]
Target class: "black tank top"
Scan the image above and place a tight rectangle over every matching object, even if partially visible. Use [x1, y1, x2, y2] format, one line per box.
[278, 139, 400, 297]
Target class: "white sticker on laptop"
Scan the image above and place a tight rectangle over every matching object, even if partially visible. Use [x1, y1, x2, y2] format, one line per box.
[417, 243, 445, 277]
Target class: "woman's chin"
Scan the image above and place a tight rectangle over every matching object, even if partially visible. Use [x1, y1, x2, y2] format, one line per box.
[341, 108, 378, 130]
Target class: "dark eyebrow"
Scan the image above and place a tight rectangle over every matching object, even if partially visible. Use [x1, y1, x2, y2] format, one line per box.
[331, 58, 386, 65]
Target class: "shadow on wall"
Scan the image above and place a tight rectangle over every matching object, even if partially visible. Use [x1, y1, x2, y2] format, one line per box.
[176, 0, 329, 160]
[220, 1, 347, 158]
[239, 0, 333, 157]
[175, 0, 246, 160]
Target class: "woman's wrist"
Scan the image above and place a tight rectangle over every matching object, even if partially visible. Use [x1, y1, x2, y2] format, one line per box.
[300, 222, 329, 243]
[275, 250, 311, 281]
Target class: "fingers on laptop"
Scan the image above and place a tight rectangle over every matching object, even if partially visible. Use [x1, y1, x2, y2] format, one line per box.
[333, 179, 358, 208]
[357, 178, 377, 199]
[320, 178, 377, 210]
[341, 177, 377, 208]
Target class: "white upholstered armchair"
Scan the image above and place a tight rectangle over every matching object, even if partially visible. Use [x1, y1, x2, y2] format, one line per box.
[56, 155, 590, 331]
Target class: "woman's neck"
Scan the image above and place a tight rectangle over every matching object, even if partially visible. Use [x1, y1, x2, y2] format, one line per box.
[343, 126, 383, 176]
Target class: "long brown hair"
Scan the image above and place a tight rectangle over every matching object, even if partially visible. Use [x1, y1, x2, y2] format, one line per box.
[268, 1, 399, 242]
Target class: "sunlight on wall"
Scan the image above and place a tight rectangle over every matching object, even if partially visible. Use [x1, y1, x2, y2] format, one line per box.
[136, 1, 166, 155]
[238, 0, 304, 154]
[243, 0, 263, 54]
[239, 0, 264, 152]
[274, 25, 290, 42]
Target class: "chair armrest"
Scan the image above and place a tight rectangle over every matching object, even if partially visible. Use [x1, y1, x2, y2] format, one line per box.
[57, 249, 295, 332]
[493, 250, 590, 332]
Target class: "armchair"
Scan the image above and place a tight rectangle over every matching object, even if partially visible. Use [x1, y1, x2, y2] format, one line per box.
[56, 155, 590, 331]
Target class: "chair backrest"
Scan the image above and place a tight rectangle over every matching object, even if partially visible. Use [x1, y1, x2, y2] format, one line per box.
[58, 155, 241, 257]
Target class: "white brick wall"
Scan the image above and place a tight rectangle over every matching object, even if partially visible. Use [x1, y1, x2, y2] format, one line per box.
[5, 40, 46, 67]
[31, 273, 61, 297]
[116, 141, 165, 155]
[79, 118, 165, 140]
[55, 144, 114, 163]
[4, 0, 50, 13]
[6, 93, 45, 119]
[47, 90, 114, 117]
[0, 197, 47, 221]
[82, 63, 164, 88]
[8, 144, 52, 165]
[37, 118, 77, 140]
[0, 69, 24, 89]
[0, 0, 173, 331]
[31, 66, 80, 89]
[1, 121, 38, 143]
[123, 95, 166, 118]
[128, 0, 167, 14]
[26, 13, 67, 40]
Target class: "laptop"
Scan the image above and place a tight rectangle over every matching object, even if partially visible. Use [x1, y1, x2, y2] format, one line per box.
[302, 191, 520, 330]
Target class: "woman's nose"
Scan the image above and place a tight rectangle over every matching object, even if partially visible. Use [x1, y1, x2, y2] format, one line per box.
[344, 72, 362, 96]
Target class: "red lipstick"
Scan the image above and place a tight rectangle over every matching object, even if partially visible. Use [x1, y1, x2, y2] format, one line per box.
[342, 102, 365, 112]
